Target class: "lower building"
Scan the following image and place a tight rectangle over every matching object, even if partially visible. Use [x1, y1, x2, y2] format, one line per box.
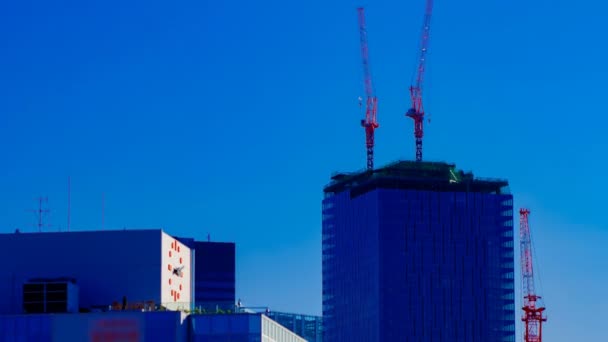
[0, 312, 305, 342]
[0, 229, 308, 341]
[0, 311, 186, 341]
[266, 311, 322, 342]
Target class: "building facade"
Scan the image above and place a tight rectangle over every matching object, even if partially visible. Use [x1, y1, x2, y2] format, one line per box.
[0, 312, 306, 342]
[322, 161, 515, 342]
[178, 239, 236, 311]
[0, 311, 186, 341]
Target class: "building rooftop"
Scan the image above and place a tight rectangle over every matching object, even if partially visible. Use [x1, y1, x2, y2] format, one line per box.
[324, 160, 509, 197]
[0, 228, 165, 236]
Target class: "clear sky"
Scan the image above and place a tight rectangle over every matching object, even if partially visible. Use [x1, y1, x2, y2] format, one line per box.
[1, 0, 606, 340]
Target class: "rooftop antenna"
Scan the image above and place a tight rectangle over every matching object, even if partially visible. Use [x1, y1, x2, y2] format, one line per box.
[101, 192, 105, 231]
[67, 176, 71, 232]
[30, 197, 51, 232]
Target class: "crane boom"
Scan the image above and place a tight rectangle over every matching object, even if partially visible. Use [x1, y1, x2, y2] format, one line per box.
[519, 209, 547, 342]
[358, 7, 379, 170]
[406, 0, 433, 162]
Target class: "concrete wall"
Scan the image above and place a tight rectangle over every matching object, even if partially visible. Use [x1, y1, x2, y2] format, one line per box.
[0, 230, 163, 314]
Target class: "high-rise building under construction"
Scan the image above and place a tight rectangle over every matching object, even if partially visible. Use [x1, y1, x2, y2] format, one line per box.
[322, 161, 515, 341]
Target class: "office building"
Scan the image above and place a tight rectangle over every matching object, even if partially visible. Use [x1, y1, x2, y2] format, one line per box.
[322, 161, 515, 341]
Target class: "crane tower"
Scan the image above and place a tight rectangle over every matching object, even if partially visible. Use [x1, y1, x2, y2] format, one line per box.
[519, 208, 547, 342]
[357, 7, 379, 170]
[406, 0, 433, 162]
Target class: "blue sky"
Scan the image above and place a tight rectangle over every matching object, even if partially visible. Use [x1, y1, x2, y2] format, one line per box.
[1, 0, 607, 340]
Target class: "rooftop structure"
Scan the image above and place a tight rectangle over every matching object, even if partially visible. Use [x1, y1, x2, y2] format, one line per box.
[324, 160, 509, 196]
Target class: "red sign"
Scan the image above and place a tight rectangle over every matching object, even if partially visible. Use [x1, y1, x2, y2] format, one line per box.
[90, 318, 141, 342]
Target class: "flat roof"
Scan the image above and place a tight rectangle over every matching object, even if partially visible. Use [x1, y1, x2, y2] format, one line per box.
[0, 228, 165, 237]
[324, 160, 509, 197]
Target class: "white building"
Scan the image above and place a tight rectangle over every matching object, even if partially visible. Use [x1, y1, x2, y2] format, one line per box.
[0, 229, 192, 314]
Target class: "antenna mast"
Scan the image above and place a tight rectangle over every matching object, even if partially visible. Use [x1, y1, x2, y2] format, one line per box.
[102, 192, 105, 230]
[31, 197, 51, 232]
[67, 176, 71, 232]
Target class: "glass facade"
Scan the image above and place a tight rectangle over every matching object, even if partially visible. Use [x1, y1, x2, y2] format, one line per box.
[322, 162, 515, 342]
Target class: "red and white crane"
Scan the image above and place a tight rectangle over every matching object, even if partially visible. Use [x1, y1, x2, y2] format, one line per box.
[357, 7, 379, 170]
[519, 208, 547, 342]
[406, 0, 433, 162]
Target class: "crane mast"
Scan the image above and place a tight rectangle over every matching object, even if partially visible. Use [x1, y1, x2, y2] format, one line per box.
[406, 0, 433, 162]
[519, 209, 547, 342]
[357, 7, 379, 170]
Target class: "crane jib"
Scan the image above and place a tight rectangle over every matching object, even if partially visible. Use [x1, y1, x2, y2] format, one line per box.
[407, 0, 433, 162]
[357, 7, 379, 170]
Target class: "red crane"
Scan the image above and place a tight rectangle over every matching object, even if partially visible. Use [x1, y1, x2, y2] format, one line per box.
[406, 0, 433, 162]
[357, 7, 379, 170]
[519, 208, 547, 342]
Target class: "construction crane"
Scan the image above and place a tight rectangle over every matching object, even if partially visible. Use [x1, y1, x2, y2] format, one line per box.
[519, 208, 547, 342]
[357, 7, 379, 170]
[406, 0, 433, 162]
